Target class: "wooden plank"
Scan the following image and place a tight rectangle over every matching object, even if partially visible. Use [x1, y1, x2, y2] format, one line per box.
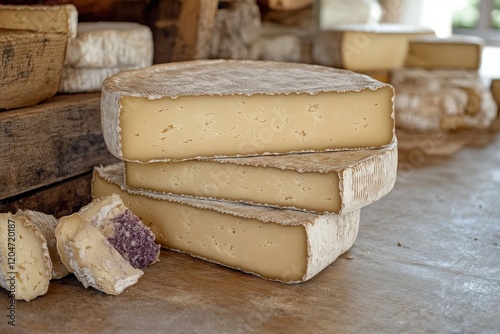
[0, 172, 92, 218]
[0, 93, 117, 200]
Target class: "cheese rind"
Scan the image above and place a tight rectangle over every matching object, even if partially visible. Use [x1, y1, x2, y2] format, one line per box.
[102, 60, 395, 162]
[0, 4, 78, 38]
[65, 22, 153, 68]
[405, 35, 484, 70]
[0, 213, 52, 301]
[15, 210, 69, 279]
[92, 163, 360, 283]
[0, 29, 67, 109]
[59, 66, 142, 93]
[125, 140, 398, 214]
[313, 24, 434, 71]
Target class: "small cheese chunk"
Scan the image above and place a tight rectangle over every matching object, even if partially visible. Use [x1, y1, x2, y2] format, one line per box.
[405, 35, 484, 70]
[15, 210, 69, 279]
[391, 68, 497, 131]
[0, 29, 67, 109]
[76, 194, 160, 268]
[65, 22, 153, 68]
[0, 213, 52, 301]
[102, 59, 395, 162]
[59, 66, 141, 93]
[313, 24, 434, 71]
[125, 140, 397, 214]
[93, 164, 360, 283]
[59, 217, 143, 295]
[0, 4, 77, 38]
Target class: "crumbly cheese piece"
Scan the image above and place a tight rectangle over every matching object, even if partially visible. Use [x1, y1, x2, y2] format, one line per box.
[391, 68, 497, 131]
[405, 35, 484, 70]
[0, 4, 77, 38]
[93, 163, 360, 283]
[75, 194, 160, 268]
[58, 216, 143, 295]
[313, 23, 434, 71]
[0, 213, 52, 301]
[125, 140, 397, 214]
[15, 210, 69, 279]
[102, 59, 395, 162]
[0, 29, 67, 109]
[65, 22, 153, 68]
[59, 65, 141, 93]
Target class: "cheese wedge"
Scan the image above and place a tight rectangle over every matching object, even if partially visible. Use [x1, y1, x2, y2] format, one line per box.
[102, 59, 395, 162]
[405, 35, 484, 70]
[0, 4, 77, 38]
[93, 163, 360, 283]
[125, 140, 397, 214]
[57, 216, 143, 295]
[0, 213, 52, 301]
[313, 23, 434, 71]
[0, 29, 67, 109]
[15, 210, 69, 279]
[59, 66, 141, 93]
[65, 22, 153, 68]
[391, 68, 497, 131]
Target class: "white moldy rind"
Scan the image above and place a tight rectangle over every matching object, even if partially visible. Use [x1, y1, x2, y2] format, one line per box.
[59, 66, 143, 93]
[125, 140, 398, 214]
[65, 22, 153, 68]
[391, 68, 497, 131]
[0, 213, 53, 301]
[101, 59, 395, 162]
[0, 4, 78, 38]
[15, 210, 69, 279]
[92, 163, 361, 283]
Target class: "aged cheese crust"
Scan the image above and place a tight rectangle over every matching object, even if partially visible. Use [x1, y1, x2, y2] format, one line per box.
[59, 66, 142, 93]
[125, 139, 398, 214]
[391, 68, 497, 131]
[65, 22, 153, 68]
[0, 213, 52, 301]
[15, 210, 69, 279]
[0, 4, 77, 38]
[102, 59, 395, 162]
[93, 163, 360, 283]
[0, 29, 67, 109]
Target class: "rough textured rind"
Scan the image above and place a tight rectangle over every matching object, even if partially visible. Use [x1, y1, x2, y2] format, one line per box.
[0, 29, 67, 109]
[0, 4, 78, 38]
[391, 68, 497, 131]
[92, 163, 360, 283]
[125, 140, 398, 214]
[59, 66, 142, 93]
[65, 22, 153, 68]
[63, 223, 143, 295]
[76, 194, 160, 268]
[15, 210, 69, 279]
[101, 59, 395, 161]
[0, 213, 52, 301]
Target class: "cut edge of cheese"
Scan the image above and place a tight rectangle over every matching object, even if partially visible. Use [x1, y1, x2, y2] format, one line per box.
[0, 4, 78, 39]
[92, 163, 360, 283]
[0, 213, 52, 301]
[124, 139, 398, 214]
[101, 59, 395, 162]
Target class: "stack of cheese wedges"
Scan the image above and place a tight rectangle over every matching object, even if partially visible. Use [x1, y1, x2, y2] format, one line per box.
[0, 4, 77, 109]
[94, 60, 398, 283]
[59, 22, 153, 93]
[391, 35, 497, 132]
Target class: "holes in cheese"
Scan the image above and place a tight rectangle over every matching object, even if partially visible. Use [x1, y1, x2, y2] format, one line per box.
[101, 59, 395, 162]
[0, 213, 52, 301]
[92, 163, 360, 283]
[124, 140, 398, 214]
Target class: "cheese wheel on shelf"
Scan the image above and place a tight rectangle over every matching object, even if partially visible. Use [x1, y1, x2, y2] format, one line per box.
[59, 65, 141, 93]
[92, 163, 360, 284]
[102, 59, 395, 162]
[124, 140, 398, 214]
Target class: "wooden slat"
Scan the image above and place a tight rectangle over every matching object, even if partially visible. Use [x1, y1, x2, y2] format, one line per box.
[0, 172, 92, 218]
[0, 93, 117, 200]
